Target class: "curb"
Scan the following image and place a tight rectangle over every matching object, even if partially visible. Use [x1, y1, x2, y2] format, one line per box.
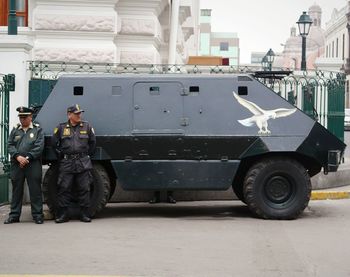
[311, 191, 350, 200]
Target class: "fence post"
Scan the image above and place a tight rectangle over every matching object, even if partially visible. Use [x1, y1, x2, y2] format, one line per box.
[0, 74, 14, 204]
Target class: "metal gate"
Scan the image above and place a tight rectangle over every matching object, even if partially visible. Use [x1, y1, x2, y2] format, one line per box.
[264, 72, 345, 142]
[29, 79, 57, 115]
[0, 74, 14, 205]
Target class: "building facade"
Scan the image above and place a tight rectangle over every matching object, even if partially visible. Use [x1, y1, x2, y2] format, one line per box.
[0, 0, 200, 127]
[313, 1, 349, 107]
[199, 9, 239, 66]
[278, 4, 325, 70]
[314, 4, 347, 72]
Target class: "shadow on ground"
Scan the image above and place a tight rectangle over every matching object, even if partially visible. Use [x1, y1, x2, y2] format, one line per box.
[96, 201, 253, 220]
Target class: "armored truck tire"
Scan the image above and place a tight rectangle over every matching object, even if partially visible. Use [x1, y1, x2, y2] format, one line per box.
[42, 163, 111, 217]
[243, 157, 311, 220]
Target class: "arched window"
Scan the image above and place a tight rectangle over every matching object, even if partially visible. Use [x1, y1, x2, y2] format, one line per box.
[0, 0, 28, 27]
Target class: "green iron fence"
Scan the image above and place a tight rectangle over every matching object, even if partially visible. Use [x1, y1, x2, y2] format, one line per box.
[0, 74, 14, 205]
[27, 61, 345, 141]
[265, 71, 345, 141]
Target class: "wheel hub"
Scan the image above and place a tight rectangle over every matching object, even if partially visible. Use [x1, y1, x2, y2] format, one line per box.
[265, 176, 293, 203]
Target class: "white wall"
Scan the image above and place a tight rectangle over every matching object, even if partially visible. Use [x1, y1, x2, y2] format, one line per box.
[0, 31, 33, 128]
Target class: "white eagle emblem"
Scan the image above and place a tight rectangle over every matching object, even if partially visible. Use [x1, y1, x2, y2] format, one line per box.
[233, 91, 296, 135]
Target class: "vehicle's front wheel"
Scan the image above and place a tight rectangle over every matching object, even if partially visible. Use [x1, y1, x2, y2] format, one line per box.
[42, 163, 111, 217]
[243, 158, 311, 219]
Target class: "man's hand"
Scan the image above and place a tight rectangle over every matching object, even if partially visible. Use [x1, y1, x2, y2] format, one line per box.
[16, 155, 29, 168]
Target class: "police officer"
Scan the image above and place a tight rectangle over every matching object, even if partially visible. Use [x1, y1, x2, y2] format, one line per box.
[4, 107, 44, 224]
[52, 104, 96, 223]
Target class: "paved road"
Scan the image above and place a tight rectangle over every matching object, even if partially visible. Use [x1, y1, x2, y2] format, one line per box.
[1, 200, 350, 277]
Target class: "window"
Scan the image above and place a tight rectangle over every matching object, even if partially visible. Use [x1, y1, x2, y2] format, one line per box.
[0, 0, 28, 27]
[73, 86, 84, 96]
[112, 86, 122, 96]
[220, 42, 229, 51]
[238, 86, 248, 95]
[149, 86, 160, 95]
[189, 86, 199, 96]
[201, 9, 211, 16]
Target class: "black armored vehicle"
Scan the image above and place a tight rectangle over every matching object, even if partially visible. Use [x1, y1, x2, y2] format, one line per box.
[36, 74, 346, 219]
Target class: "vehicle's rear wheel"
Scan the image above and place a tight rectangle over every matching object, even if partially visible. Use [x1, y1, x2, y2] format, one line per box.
[243, 158, 311, 219]
[42, 163, 111, 217]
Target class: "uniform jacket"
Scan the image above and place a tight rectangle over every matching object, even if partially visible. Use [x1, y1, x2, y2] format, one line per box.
[51, 121, 96, 173]
[52, 120, 96, 156]
[8, 122, 44, 162]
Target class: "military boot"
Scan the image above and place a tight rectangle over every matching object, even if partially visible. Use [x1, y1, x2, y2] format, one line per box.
[80, 208, 91, 223]
[4, 217, 20, 224]
[167, 191, 176, 204]
[149, 191, 161, 204]
[55, 209, 69, 223]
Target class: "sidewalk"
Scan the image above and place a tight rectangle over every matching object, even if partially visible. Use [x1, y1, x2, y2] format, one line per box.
[311, 184, 350, 200]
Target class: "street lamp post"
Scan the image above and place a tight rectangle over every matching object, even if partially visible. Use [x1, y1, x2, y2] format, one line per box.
[261, 55, 268, 71]
[266, 48, 275, 71]
[297, 11, 313, 71]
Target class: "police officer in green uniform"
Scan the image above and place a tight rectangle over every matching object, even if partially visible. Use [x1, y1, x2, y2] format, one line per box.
[52, 104, 96, 223]
[4, 107, 44, 224]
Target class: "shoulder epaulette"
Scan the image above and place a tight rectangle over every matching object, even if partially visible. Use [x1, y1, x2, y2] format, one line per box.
[15, 123, 21, 129]
[33, 122, 40, 127]
[80, 121, 89, 127]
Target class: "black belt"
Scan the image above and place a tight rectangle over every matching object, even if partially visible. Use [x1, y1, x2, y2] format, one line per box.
[63, 153, 88, 159]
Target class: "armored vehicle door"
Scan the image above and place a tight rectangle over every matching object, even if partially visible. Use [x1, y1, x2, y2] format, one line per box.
[133, 82, 184, 134]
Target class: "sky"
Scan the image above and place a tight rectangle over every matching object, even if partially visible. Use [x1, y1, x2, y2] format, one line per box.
[200, 0, 347, 63]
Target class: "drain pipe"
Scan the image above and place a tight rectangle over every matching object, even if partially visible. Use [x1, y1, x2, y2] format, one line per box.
[168, 0, 180, 65]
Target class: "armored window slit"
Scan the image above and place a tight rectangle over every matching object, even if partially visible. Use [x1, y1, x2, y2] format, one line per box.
[112, 86, 122, 96]
[149, 86, 160, 95]
[238, 86, 248, 95]
[189, 86, 199, 95]
[73, 86, 84, 95]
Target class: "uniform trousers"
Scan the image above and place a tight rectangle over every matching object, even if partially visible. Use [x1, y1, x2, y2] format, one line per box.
[57, 167, 91, 209]
[9, 160, 43, 219]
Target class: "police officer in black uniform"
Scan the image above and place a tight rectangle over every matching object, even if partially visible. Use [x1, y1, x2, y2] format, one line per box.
[52, 104, 96, 223]
[4, 107, 44, 224]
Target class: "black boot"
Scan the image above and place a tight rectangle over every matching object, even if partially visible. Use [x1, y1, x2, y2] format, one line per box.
[80, 208, 91, 223]
[167, 191, 176, 204]
[55, 209, 69, 223]
[34, 216, 44, 224]
[4, 217, 20, 224]
[149, 191, 160, 204]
